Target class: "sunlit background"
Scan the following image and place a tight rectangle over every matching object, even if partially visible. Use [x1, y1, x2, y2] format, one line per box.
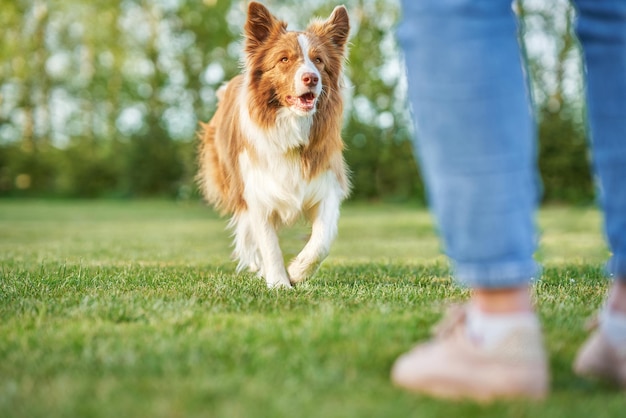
[0, 0, 592, 203]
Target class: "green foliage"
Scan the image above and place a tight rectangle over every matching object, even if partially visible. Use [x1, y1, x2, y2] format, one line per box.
[0, 144, 60, 197]
[537, 107, 594, 204]
[0, 200, 620, 418]
[58, 141, 120, 198]
[0, 0, 236, 199]
[345, 119, 423, 202]
[0, 0, 597, 203]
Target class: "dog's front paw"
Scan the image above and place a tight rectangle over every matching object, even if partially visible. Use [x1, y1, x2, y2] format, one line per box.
[264, 270, 292, 289]
[287, 257, 321, 284]
[266, 276, 292, 289]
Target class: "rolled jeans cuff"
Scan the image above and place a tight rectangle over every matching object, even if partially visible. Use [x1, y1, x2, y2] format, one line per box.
[453, 260, 540, 288]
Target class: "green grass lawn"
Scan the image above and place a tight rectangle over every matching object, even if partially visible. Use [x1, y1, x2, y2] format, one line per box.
[0, 200, 623, 418]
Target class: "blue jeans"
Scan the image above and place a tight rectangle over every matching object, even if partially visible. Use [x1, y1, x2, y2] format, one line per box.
[398, 0, 626, 287]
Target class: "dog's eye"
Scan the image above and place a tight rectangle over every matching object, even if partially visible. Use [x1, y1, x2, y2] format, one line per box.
[314, 57, 322, 64]
[280, 57, 289, 63]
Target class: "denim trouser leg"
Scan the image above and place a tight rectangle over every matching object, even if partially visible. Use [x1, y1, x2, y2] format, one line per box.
[398, 0, 540, 288]
[574, 0, 626, 282]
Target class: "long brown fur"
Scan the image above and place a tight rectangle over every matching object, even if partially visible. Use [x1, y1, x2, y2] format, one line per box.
[197, 76, 249, 215]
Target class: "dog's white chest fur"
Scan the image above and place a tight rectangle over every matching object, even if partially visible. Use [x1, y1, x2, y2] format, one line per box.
[239, 106, 337, 226]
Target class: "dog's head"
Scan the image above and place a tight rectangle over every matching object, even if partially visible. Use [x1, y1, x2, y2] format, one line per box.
[244, 2, 350, 118]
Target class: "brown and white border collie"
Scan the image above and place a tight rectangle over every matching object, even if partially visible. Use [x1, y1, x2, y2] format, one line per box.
[197, 2, 350, 288]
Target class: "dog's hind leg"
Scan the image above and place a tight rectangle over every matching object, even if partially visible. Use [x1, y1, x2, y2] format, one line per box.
[288, 187, 341, 284]
[230, 212, 262, 275]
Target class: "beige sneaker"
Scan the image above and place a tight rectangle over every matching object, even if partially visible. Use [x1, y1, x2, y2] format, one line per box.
[391, 305, 549, 402]
[573, 321, 626, 387]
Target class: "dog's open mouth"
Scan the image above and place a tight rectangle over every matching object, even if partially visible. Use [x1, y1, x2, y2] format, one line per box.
[287, 93, 317, 112]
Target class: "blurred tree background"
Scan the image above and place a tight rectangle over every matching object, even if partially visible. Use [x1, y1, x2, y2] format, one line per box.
[0, 0, 593, 203]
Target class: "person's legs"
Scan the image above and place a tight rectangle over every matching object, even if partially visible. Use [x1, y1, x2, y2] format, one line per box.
[398, 0, 540, 291]
[574, 0, 626, 284]
[393, 0, 548, 400]
[573, 0, 626, 291]
[571, 0, 626, 385]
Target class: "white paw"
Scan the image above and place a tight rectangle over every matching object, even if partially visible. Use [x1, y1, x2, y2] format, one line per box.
[266, 277, 292, 289]
[288, 257, 321, 284]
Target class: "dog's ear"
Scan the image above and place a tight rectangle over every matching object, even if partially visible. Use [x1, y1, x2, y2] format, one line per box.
[308, 6, 350, 49]
[244, 2, 286, 53]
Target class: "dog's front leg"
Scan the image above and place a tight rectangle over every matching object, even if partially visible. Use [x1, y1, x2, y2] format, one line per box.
[248, 211, 292, 288]
[288, 188, 341, 284]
